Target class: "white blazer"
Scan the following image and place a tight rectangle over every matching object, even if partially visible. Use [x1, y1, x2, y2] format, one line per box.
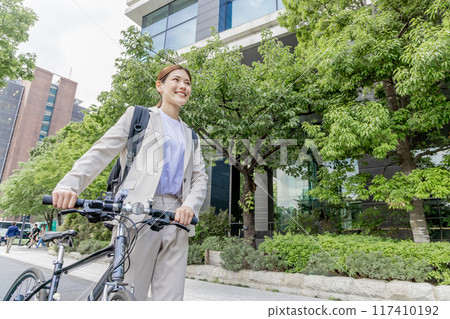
[55, 106, 208, 236]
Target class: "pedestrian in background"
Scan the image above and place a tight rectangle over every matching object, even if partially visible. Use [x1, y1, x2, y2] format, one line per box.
[35, 225, 47, 248]
[27, 224, 40, 248]
[5, 221, 20, 253]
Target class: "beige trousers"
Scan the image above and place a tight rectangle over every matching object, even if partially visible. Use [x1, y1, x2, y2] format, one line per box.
[123, 195, 188, 301]
[6, 237, 15, 252]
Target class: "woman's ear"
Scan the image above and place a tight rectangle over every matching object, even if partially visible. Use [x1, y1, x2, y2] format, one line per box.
[156, 80, 162, 93]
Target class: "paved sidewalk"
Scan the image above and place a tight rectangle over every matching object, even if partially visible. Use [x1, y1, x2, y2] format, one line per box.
[0, 245, 320, 301]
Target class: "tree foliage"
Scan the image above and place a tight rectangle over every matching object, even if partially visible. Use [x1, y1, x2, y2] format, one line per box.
[280, 0, 450, 242]
[0, 0, 37, 85]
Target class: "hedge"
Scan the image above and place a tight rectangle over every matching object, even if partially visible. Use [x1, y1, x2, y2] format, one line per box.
[258, 233, 450, 285]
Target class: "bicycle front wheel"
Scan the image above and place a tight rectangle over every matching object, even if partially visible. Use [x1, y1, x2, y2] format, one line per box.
[109, 289, 136, 301]
[3, 268, 48, 301]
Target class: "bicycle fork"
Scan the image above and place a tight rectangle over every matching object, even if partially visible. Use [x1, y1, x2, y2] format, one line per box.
[100, 223, 133, 300]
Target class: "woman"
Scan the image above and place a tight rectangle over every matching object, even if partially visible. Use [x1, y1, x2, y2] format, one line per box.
[52, 65, 208, 300]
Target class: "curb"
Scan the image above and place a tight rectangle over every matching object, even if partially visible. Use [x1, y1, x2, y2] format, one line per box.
[186, 265, 450, 301]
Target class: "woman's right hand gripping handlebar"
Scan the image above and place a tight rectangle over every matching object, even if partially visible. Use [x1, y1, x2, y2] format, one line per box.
[52, 189, 78, 210]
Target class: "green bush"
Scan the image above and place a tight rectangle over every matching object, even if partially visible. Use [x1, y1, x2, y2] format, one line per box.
[77, 239, 110, 255]
[245, 249, 287, 272]
[201, 236, 229, 251]
[190, 207, 230, 245]
[346, 252, 431, 282]
[303, 250, 345, 276]
[220, 238, 254, 271]
[259, 233, 450, 285]
[212, 237, 287, 272]
[188, 244, 204, 265]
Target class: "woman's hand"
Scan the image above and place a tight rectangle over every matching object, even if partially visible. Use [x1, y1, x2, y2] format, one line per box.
[52, 189, 78, 210]
[174, 206, 194, 226]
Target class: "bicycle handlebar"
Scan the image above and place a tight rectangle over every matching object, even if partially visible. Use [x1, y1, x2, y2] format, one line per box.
[42, 195, 198, 225]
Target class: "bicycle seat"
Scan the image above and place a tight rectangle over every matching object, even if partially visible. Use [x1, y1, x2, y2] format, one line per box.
[42, 230, 78, 243]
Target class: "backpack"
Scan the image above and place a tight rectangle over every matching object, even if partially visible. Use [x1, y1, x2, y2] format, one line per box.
[106, 105, 199, 195]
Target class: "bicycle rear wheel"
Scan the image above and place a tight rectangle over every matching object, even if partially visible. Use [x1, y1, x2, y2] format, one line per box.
[109, 289, 136, 301]
[3, 268, 48, 301]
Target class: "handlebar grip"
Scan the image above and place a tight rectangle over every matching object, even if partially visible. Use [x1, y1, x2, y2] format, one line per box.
[42, 195, 85, 208]
[167, 212, 198, 225]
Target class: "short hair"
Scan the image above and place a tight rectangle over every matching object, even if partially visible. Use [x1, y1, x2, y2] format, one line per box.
[12, 221, 16, 225]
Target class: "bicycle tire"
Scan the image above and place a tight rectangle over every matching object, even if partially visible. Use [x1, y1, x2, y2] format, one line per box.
[3, 267, 48, 301]
[109, 289, 136, 301]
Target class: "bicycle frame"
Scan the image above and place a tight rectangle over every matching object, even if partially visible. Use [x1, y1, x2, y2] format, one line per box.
[23, 222, 130, 301]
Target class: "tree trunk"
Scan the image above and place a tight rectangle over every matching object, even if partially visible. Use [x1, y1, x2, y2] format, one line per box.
[396, 139, 430, 243]
[383, 78, 430, 243]
[240, 169, 256, 246]
[410, 198, 430, 243]
[43, 212, 54, 231]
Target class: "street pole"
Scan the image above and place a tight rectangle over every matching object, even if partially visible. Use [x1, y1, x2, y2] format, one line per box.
[18, 215, 26, 246]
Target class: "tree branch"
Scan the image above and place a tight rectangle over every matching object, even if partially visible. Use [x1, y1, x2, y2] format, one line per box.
[383, 77, 399, 111]
[414, 145, 450, 162]
[398, 20, 411, 38]
[198, 128, 244, 174]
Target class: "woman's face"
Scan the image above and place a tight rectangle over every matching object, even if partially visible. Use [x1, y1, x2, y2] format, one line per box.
[156, 69, 192, 108]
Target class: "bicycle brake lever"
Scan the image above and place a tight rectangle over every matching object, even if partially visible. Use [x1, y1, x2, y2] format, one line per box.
[170, 222, 190, 233]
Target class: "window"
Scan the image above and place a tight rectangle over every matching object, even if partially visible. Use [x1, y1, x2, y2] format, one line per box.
[142, 0, 198, 52]
[39, 85, 58, 141]
[219, 0, 284, 31]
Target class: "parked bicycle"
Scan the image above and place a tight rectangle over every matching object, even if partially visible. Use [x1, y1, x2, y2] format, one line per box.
[2, 193, 197, 301]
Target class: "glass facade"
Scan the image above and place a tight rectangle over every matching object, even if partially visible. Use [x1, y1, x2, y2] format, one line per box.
[39, 84, 58, 141]
[0, 81, 24, 181]
[142, 0, 198, 52]
[219, 0, 285, 31]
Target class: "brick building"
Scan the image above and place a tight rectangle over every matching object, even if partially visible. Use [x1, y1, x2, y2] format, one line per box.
[0, 67, 78, 182]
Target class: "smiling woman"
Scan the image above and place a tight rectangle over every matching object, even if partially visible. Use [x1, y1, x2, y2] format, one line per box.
[50, 64, 208, 301]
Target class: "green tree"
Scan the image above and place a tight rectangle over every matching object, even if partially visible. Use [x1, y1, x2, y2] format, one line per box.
[183, 31, 311, 243]
[0, 0, 37, 85]
[280, 0, 450, 243]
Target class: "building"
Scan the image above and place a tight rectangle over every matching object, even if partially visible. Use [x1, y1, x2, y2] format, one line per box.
[0, 80, 25, 183]
[71, 99, 87, 123]
[0, 67, 78, 182]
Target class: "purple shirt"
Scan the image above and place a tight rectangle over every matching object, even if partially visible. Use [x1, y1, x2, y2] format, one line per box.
[155, 109, 186, 197]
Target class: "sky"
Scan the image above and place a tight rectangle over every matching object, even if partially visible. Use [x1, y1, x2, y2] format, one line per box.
[19, 0, 136, 107]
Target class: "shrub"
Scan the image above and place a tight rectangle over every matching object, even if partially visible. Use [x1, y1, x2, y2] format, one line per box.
[303, 250, 345, 276]
[245, 249, 287, 272]
[188, 244, 204, 265]
[215, 237, 287, 272]
[201, 236, 229, 251]
[77, 239, 110, 255]
[259, 233, 450, 284]
[345, 251, 431, 282]
[190, 207, 230, 245]
[220, 238, 254, 271]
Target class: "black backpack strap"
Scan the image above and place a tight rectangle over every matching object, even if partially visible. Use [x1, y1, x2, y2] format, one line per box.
[107, 106, 150, 193]
[191, 128, 198, 151]
[122, 105, 150, 184]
